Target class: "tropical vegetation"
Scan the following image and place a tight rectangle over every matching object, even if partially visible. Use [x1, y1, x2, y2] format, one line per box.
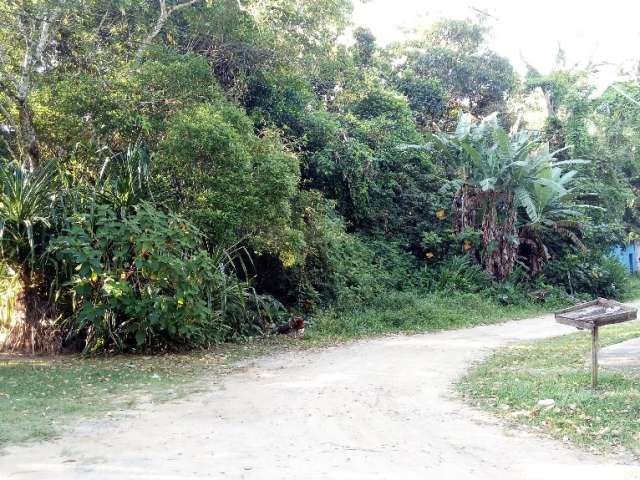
[1, 1, 639, 354]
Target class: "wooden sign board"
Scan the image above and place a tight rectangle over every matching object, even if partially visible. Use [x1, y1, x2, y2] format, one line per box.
[555, 298, 637, 389]
[555, 298, 637, 330]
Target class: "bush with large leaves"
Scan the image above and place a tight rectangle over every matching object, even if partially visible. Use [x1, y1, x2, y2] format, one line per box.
[50, 202, 256, 352]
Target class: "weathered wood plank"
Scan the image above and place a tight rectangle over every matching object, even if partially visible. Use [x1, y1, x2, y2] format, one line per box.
[555, 298, 637, 329]
[555, 298, 637, 389]
[554, 299, 601, 315]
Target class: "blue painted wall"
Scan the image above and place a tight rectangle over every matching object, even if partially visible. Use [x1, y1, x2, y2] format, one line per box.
[612, 241, 638, 274]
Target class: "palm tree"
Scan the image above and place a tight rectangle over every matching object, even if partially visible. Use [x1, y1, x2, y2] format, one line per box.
[0, 159, 59, 352]
[432, 113, 586, 280]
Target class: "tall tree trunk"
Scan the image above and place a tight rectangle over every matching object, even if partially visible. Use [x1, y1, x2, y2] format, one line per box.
[453, 186, 479, 254]
[0, 5, 59, 170]
[16, 98, 39, 170]
[481, 192, 518, 281]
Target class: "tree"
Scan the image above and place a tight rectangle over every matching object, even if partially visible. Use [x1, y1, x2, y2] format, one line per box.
[353, 27, 376, 67]
[0, 159, 59, 352]
[134, 0, 202, 62]
[525, 67, 638, 250]
[0, 1, 69, 169]
[155, 102, 302, 260]
[518, 162, 588, 275]
[389, 20, 518, 123]
[432, 113, 586, 280]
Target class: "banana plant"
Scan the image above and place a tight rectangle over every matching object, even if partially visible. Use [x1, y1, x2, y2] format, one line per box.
[427, 112, 589, 280]
[518, 163, 598, 274]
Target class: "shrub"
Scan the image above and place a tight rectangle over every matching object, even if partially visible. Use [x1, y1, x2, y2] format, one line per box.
[543, 253, 629, 299]
[50, 202, 255, 352]
[327, 235, 424, 309]
[155, 103, 301, 261]
[488, 267, 572, 307]
[301, 213, 425, 310]
[433, 255, 491, 293]
[269, 191, 428, 311]
[309, 290, 552, 339]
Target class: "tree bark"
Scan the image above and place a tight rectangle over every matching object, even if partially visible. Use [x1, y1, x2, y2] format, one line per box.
[453, 187, 479, 234]
[480, 191, 518, 281]
[0, 6, 59, 169]
[0, 270, 60, 354]
[16, 99, 39, 170]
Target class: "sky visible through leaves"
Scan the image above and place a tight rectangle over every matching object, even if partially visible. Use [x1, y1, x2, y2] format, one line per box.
[352, 0, 640, 90]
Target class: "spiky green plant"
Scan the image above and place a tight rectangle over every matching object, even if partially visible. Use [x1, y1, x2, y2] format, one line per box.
[96, 141, 152, 217]
[0, 159, 60, 352]
[0, 159, 58, 272]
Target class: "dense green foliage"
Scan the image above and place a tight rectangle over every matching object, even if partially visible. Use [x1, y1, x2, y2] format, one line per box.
[0, 1, 638, 352]
[51, 203, 244, 351]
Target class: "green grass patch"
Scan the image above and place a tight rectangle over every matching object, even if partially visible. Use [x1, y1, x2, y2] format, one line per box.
[308, 290, 567, 340]
[0, 338, 298, 447]
[623, 275, 640, 302]
[458, 321, 640, 458]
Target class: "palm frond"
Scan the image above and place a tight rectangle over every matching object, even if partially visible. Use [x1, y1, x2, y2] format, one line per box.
[551, 159, 590, 167]
[515, 187, 539, 223]
[555, 227, 587, 252]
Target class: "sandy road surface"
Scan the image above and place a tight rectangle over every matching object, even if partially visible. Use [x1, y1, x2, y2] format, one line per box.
[2, 308, 640, 479]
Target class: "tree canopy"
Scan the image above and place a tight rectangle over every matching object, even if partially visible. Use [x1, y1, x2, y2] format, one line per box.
[1, 1, 638, 352]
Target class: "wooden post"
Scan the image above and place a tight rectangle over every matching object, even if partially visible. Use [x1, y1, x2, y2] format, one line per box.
[591, 325, 599, 389]
[556, 298, 637, 389]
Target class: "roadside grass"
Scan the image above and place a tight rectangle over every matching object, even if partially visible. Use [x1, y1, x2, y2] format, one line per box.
[458, 321, 640, 458]
[307, 290, 568, 340]
[623, 274, 640, 302]
[0, 338, 298, 447]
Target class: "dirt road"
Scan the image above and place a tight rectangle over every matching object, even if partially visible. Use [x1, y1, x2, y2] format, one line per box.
[2, 310, 640, 479]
